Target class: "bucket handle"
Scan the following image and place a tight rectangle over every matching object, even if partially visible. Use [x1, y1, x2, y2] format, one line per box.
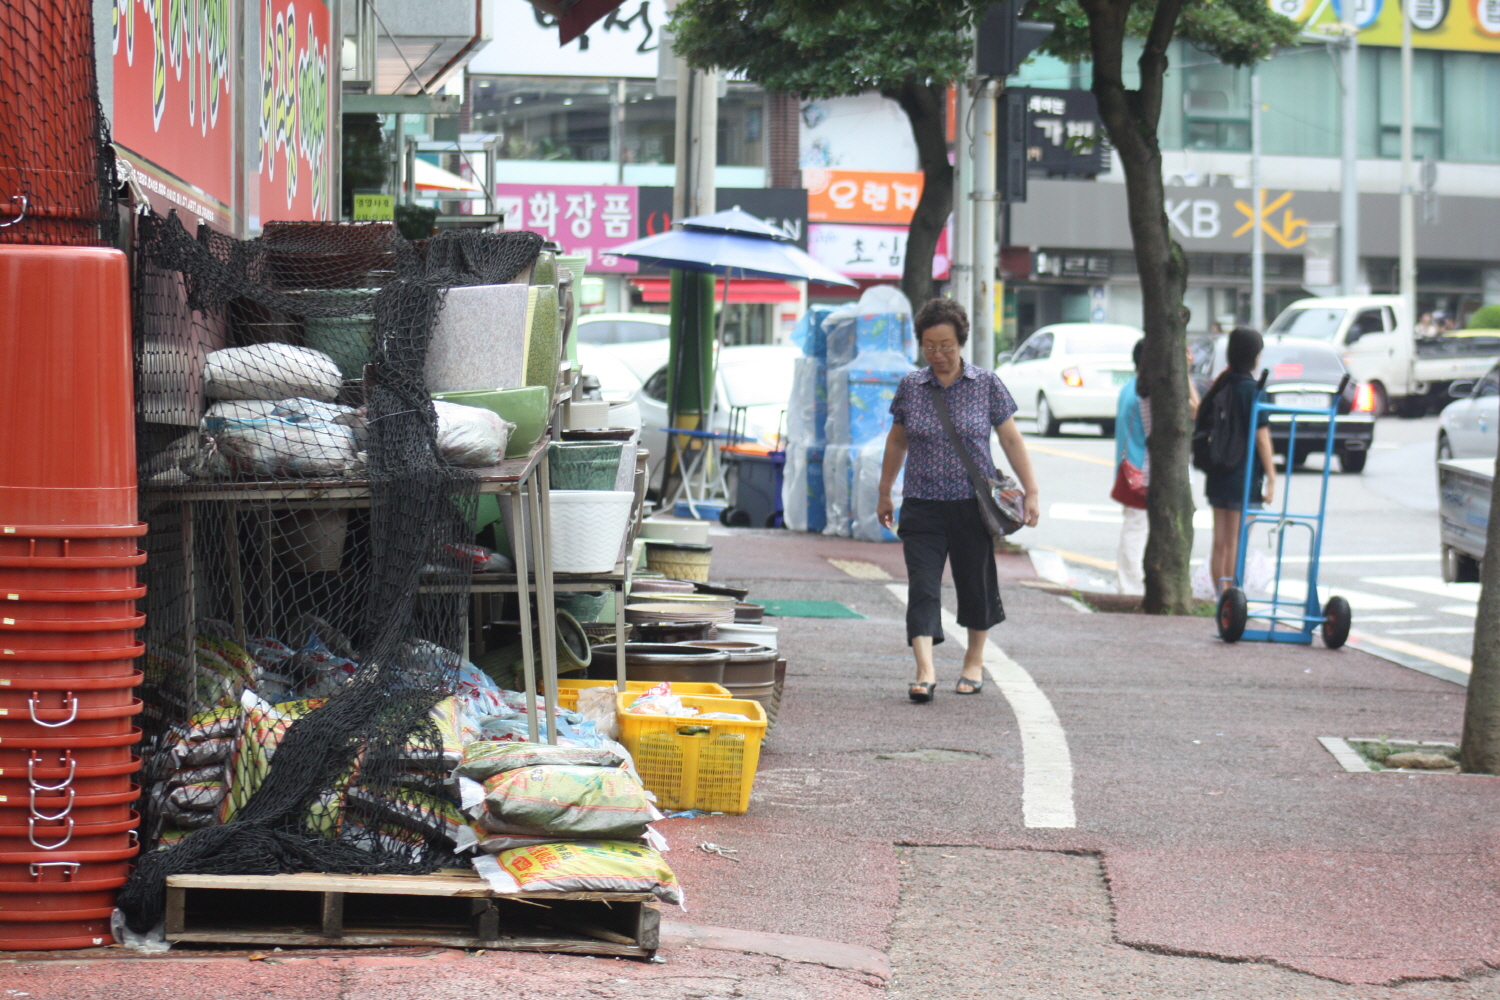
[29, 787, 73, 821]
[0, 194, 27, 229]
[28, 861, 79, 882]
[26, 754, 75, 791]
[28, 694, 79, 728]
[28, 816, 72, 850]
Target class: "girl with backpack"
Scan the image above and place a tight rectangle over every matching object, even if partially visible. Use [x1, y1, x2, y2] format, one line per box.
[1195, 327, 1277, 595]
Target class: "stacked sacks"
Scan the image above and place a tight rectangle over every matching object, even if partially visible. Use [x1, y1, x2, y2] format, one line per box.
[823, 287, 915, 541]
[450, 740, 682, 906]
[0, 246, 141, 949]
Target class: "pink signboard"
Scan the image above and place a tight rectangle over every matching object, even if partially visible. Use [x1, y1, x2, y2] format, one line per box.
[808, 223, 950, 281]
[494, 184, 639, 273]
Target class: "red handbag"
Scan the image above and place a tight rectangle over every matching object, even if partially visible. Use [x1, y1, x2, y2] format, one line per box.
[1110, 459, 1148, 509]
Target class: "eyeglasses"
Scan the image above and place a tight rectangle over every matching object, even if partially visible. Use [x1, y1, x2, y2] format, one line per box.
[922, 343, 959, 355]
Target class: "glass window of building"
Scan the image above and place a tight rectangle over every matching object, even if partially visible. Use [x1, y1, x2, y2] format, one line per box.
[1374, 48, 1442, 159]
[1442, 53, 1500, 163]
[1260, 46, 1341, 157]
[1183, 53, 1250, 150]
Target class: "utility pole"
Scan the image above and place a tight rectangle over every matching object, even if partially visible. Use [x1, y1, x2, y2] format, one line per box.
[952, 79, 975, 361]
[1339, 19, 1360, 296]
[972, 79, 999, 371]
[1250, 67, 1264, 332]
[1399, 0, 1416, 327]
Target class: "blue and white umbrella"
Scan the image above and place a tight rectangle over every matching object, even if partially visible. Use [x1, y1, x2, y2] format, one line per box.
[610, 207, 857, 286]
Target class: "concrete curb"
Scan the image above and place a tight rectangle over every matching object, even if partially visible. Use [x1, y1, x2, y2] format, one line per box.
[661, 921, 891, 980]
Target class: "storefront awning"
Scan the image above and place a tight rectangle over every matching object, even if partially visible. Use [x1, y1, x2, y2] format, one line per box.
[630, 277, 803, 304]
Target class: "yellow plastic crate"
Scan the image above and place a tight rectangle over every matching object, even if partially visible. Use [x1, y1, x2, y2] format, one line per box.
[555, 679, 731, 711]
[614, 693, 767, 814]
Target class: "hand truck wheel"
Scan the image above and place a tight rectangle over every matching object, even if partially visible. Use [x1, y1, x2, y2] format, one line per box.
[1217, 587, 1248, 642]
[1321, 595, 1351, 649]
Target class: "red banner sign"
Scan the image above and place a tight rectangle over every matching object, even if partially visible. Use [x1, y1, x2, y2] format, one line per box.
[256, 0, 334, 224]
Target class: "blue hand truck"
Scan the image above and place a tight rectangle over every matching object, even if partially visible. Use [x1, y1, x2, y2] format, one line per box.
[1216, 371, 1353, 648]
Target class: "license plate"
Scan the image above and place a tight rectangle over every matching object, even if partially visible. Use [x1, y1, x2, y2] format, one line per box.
[1276, 393, 1332, 409]
[1111, 371, 1132, 386]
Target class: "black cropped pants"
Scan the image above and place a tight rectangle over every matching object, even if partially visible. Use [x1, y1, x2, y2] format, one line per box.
[897, 497, 1005, 646]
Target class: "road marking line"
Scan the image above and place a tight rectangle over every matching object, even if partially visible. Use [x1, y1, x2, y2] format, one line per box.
[885, 583, 1076, 829]
[1361, 576, 1482, 602]
[827, 558, 892, 581]
[1251, 579, 1415, 611]
[1349, 630, 1471, 674]
[1354, 615, 1433, 623]
[1029, 543, 1118, 572]
[1026, 443, 1113, 467]
[1442, 605, 1479, 618]
[1048, 502, 1214, 529]
[1386, 627, 1473, 635]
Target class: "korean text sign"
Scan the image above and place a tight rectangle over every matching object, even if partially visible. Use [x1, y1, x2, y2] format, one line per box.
[112, 0, 236, 220]
[258, 0, 335, 223]
[495, 184, 639, 273]
[808, 223, 950, 281]
[804, 170, 924, 225]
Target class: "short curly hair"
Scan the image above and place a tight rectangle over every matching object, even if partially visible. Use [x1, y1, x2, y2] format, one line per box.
[915, 298, 970, 347]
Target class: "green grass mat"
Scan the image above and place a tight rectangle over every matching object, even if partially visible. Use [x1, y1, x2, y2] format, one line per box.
[758, 600, 867, 619]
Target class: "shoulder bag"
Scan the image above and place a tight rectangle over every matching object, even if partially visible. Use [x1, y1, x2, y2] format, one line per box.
[926, 381, 1027, 538]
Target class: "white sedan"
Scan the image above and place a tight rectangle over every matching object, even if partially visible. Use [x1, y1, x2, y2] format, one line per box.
[1437, 361, 1500, 462]
[996, 323, 1142, 436]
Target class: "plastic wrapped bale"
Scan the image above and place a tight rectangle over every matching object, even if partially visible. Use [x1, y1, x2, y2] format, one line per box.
[822, 305, 859, 369]
[824, 352, 914, 447]
[786, 355, 828, 447]
[821, 444, 853, 537]
[789, 303, 836, 359]
[780, 441, 827, 534]
[855, 285, 916, 361]
[851, 439, 902, 542]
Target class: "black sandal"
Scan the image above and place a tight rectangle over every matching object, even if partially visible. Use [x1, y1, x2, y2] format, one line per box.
[908, 681, 936, 703]
[955, 673, 985, 695]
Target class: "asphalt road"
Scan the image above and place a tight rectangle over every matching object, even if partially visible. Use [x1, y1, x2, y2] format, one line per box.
[1001, 411, 1477, 670]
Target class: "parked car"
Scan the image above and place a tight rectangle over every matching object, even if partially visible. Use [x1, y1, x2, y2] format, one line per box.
[585, 342, 797, 481]
[574, 312, 670, 347]
[995, 323, 1142, 436]
[1436, 361, 1500, 462]
[1202, 334, 1377, 473]
[1266, 295, 1500, 416]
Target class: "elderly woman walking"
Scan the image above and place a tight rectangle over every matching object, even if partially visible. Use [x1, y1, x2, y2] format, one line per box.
[877, 299, 1040, 703]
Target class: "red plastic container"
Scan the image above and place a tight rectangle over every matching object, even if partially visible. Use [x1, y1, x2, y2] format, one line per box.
[0, 671, 143, 695]
[0, 248, 134, 526]
[0, 732, 141, 768]
[0, 894, 117, 919]
[0, 832, 137, 864]
[0, 811, 140, 844]
[0, 641, 144, 664]
[0, 917, 112, 949]
[2, 582, 147, 606]
[0, 779, 139, 809]
[0, 687, 140, 717]
[0, 752, 142, 784]
[0, 651, 144, 681]
[0, 619, 144, 649]
[0, 856, 134, 891]
[0, 699, 141, 740]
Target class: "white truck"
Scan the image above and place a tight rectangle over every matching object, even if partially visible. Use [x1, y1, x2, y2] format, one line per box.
[1266, 295, 1500, 416]
[1438, 457, 1491, 583]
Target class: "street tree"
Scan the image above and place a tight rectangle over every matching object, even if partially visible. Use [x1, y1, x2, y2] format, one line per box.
[668, 0, 972, 308]
[1024, 0, 1298, 613]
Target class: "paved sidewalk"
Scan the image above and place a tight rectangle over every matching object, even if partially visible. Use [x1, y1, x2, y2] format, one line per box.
[6, 527, 1500, 998]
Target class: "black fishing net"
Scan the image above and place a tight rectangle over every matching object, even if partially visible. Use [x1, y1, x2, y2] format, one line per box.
[0, 0, 117, 246]
[119, 212, 546, 932]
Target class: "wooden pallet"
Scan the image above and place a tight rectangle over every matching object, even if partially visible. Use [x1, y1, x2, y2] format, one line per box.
[164, 868, 659, 957]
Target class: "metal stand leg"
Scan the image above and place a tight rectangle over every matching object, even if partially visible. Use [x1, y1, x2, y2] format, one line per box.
[512, 485, 539, 744]
[616, 558, 630, 694]
[531, 455, 559, 745]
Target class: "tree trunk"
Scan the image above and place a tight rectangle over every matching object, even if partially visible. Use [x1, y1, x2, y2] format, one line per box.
[1082, 0, 1195, 614]
[1460, 453, 1500, 772]
[886, 80, 952, 311]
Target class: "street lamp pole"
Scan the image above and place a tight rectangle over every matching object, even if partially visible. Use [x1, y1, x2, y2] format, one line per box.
[1399, 0, 1417, 330]
[1339, 18, 1360, 296]
[1250, 67, 1264, 332]
[972, 78, 999, 370]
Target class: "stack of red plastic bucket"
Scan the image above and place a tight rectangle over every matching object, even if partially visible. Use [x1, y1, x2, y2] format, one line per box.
[0, 245, 141, 949]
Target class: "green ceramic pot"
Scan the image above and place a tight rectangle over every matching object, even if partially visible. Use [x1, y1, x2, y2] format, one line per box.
[547, 442, 623, 490]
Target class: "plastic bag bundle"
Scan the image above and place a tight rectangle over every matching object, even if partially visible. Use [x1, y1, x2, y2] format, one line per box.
[203, 402, 362, 479]
[851, 439, 902, 542]
[346, 786, 468, 846]
[786, 355, 828, 446]
[574, 685, 620, 741]
[481, 765, 653, 840]
[204, 343, 345, 402]
[454, 740, 625, 781]
[497, 840, 683, 905]
[434, 400, 514, 467]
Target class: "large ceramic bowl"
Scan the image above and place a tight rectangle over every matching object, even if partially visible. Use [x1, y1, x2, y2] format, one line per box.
[586, 643, 729, 684]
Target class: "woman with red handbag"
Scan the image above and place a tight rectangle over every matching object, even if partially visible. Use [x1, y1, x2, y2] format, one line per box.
[1112, 340, 1199, 594]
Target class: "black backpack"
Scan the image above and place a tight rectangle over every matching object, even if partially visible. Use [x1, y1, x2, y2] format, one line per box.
[1192, 372, 1264, 474]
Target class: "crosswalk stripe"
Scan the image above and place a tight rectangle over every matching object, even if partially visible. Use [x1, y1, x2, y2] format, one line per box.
[827, 558, 892, 581]
[1362, 576, 1482, 602]
[1350, 630, 1472, 674]
[1441, 605, 1479, 618]
[1256, 579, 1415, 611]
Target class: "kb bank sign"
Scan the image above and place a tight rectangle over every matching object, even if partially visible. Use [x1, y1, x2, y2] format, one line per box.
[1166, 189, 1310, 248]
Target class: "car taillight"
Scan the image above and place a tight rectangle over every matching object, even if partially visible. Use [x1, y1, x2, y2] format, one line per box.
[1353, 383, 1377, 412]
[1062, 367, 1083, 387]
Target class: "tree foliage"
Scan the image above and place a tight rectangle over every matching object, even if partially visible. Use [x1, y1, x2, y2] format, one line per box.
[1024, 0, 1298, 66]
[667, 0, 974, 100]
